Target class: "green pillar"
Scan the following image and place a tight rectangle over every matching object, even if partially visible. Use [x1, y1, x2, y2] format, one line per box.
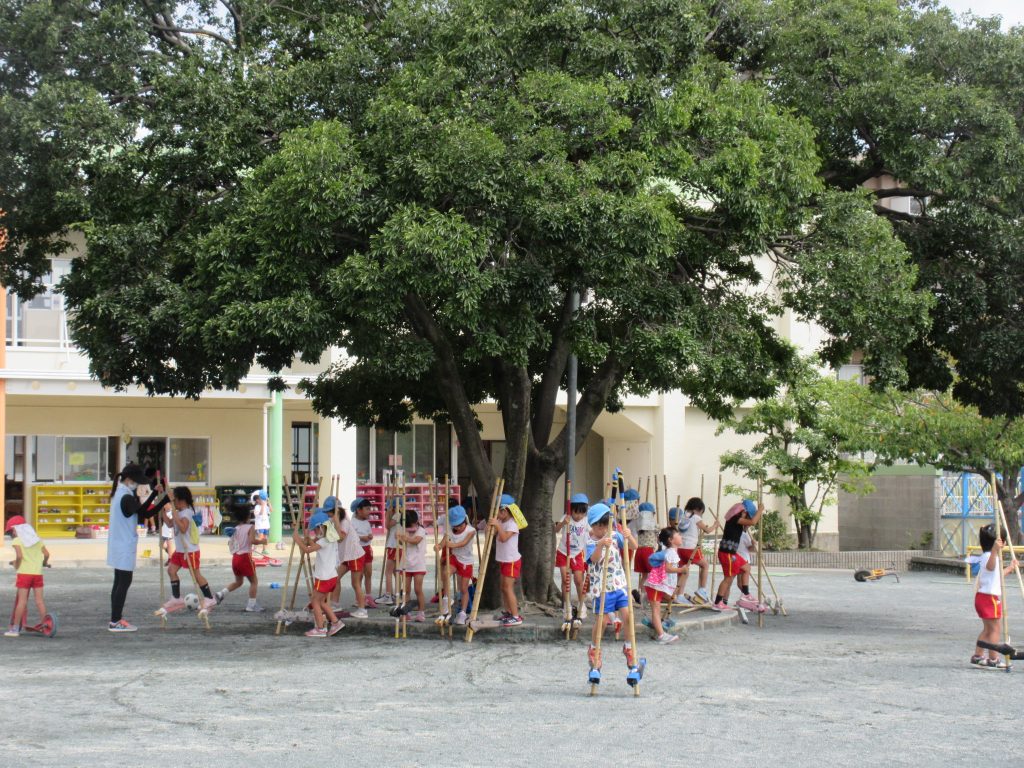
[269, 390, 284, 543]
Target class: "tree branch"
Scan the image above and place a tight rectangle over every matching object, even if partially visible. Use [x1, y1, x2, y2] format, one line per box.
[531, 288, 576, 448]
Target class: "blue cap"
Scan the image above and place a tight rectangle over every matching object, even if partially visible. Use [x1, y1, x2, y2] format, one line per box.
[500, 494, 516, 507]
[258, 490, 268, 501]
[648, 550, 667, 568]
[448, 506, 467, 527]
[307, 511, 329, 530]
[351, 497, 370, 512]
[638, 501, 655, 512]
[321, 496, 338, 513]
[387, 496, 414, 510]
[570, 493, 589, 505]
[743, 499, 757, 517]
[668, 507, 681, 521]
[587, 503, 612, 527]
[601, 498, 614, 506]
[623, 488, 640, 502]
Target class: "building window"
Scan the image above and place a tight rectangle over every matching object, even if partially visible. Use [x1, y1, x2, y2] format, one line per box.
[32, 435, 113, 482]
[359, 423, 452, 483]
[291, 422, 318, 482]
[126, 436, 210, 484]
[837, 364, 864, 384]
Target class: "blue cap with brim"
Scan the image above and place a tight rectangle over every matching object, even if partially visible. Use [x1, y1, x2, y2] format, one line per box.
[623, 489, 641, 502]
[351, 497, 371, 512]
[587, 503, 612, 527]
[668, 507, 681, 521]
[570, 493, 589, 505]
[321, 496, 338, 513]
[648, 550, 667, 568]
[639, 502, 655, 512]
[307, 511, 329, 530]
[258, 490, 268, 501]
[500, 494, 516, 507]
[448, 506, 467, 527]
[743, 499, 757, 517]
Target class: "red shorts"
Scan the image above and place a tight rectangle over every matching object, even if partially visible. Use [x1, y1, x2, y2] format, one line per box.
[231, 553, 256, 580]
[678, 548, 705, 566]
[633, 546, 654, 574]
[15, 573, 44, 590]
[718, 551, 747, 577]
[385, 547, 397, 562]
[341, 555, 365, 574]
[555, 550, 586, 573]
[404, 571, 426, 578]
[314, 577, 337, 594]
[644, 585, 668, 604]
[362, 545, 373, 563]
[500, 559, 522, 579]
[169, 551, 201, 571]
[975, 592, 1003, 620]
[448, 553, 474, 579]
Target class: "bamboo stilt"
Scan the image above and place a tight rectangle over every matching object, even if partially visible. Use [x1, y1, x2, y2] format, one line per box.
[465, 480, 503, 643]
[709, 474, 723, 596]
[756, 479, 764, 629]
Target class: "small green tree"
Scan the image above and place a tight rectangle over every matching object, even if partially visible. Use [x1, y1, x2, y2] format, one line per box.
[719, 359, 875, 549]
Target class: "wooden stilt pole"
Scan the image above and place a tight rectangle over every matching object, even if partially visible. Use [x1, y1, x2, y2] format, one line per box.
[663, 474, 669, 530]
[756, 479, 765, 629]
[465, 479, 503, 643]
[709, 474, 723, 596]
[157, 470, 167, 629]
[991, 472, 1024, 606]
[991, 473, 1020, 670]
[617, 490, 641, 696]
[589, 524, 614, 696]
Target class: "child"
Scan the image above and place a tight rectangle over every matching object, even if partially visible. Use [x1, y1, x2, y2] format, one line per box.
[632, 501, 657, 606]
[554, 493, 591, 620]
[291, 511, 344, 637]
[156, 487, 218, 617]
[251, 489, 271, 556]
[735, 527, 768, 612]
[215, 503, 262, 612]
[586, 503, 640, 678]
[325, 496, 368, 619]
[644, 527, 685, 644]
[5, 516, 50, 637]
[351, 498, 377, 609]
[714, 499, 762, 612]
[160, 498, 175, 559]
[489, 494, 523, 626]
[675, 497, 718, 605]
[435, 505, 476, 624]
[973, 524, 1019, 668]
[396, 510, 427, 621]
[378, 497, 405, 605]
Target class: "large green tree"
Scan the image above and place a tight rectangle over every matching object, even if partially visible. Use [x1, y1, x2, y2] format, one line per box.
[1, 1, 934, 601]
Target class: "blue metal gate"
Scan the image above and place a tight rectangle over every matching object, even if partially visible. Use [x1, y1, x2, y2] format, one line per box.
[938, 473, 995, 557]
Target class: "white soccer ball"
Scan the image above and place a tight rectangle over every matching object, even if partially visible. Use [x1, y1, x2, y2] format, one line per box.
[184, 593, 200, 611]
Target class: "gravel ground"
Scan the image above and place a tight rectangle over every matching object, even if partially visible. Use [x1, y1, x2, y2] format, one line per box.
[0, 565, 1018, 767]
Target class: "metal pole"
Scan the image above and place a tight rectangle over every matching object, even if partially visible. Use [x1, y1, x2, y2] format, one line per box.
[269, 390, 284, 545]
[565, 290, 579, 503]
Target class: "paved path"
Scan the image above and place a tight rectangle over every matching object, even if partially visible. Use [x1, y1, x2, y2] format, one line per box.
[0, 566, 1018, 766]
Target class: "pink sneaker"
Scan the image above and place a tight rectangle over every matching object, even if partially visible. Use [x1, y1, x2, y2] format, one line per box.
[305, 627, 327, 638]
[154, 597, 185, 616]
[412, 611, 426, 622]
[364, 596, 378, 609]
[327, 621, 345, 636]
[737, 595, 759, 610]
[711, 601, 734, 612]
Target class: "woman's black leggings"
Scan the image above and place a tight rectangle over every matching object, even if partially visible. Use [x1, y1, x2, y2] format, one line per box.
[111, 569, 134, 623]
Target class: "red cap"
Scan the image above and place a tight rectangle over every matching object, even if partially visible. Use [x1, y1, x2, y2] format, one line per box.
[4, 515, 26, 533]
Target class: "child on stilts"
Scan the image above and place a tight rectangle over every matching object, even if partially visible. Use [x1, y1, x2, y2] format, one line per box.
[435, 505, 476, 625]
[156, 487, 217, 617]
[972, 524, 1018, 668]
[554, 493, 590, 621]
[351, 498, 377, 609]
[378, 497, 403, 606]
[490, 494, 523, 626]
[675, 497, 718, 605]
[713, 499, 762, 612]
[396, 510, 428, 622]
[324, 496, 368, 619]
[585, 503, 638, 684]
[291, 510, 344, 638]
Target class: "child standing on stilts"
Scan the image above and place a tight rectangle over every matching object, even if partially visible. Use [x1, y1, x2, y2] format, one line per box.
[351, 498, 377, 609]
[490, 494, 523, 626]
[585, 503, 637, 685]
[378, 497, 402, 606]
[554, 493, 591, 620]
[675, 497, 717, 605]
[291, 511, 344, 638]
[972, 524, 1018, 668]
[325, 496, 368, 619]
[396, 510, 428, 622]
[435, 505, 476, 625]
[156, 487, 217, 618]
[713, 499, 762, 612]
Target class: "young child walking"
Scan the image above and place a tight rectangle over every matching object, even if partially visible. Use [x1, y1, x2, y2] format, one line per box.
[644, 527, 685, 644]
[555, 493, 591, 620]
[585, 503, 639, 681]
[215, 504, 262, 612]
[675, 497, 718, 605]
[325, 496, 368, 619]
[490, 494, 523, 626]
[156, 487, 218, 617]
[5, 516, 50, 637]
[632, 501, 657, 606]
[435, 505, 476, 624]
[396, 510, 428, 622]
[972, 524, 1019, 668]
[351, 498, 377, 609]
[714, 499, 762, 612]
[291, 511, 344, 638]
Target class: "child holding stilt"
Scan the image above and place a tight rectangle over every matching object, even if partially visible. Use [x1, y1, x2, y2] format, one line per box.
[586, 503, 639, 680]
[156, 487, 218, 617]
[378, 497, 403, 606]
[972, 524, 1018, 668]
[675, 497, 718, 606]
[644, 527, 685, 644]
[291, 511, 344, 638]
[713, 499, 762, 612]
[435, 505, 476, 624]
[351, 498, 377, 609]
[396, 510, 428, 621]
[4, 516, 50, 637]
[735, 527, 768, 613]
[489, 494, 523, 626]
[632, 501, 657, 606]
[215, 503, 262, 612]
[555, 493, 591, 620]
[325, 496, 368, 619]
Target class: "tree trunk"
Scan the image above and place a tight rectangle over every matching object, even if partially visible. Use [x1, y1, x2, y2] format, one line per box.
[994, 468, 1022, 546]
[518, 458, 560, 603]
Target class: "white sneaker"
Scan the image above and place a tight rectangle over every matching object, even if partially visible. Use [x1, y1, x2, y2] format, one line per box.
[215, 589, 227, 604]
[5, 626, 20, 637]
[351, 608, 368, 619]
[454, 611, 468, 625]
[377, 593, 394, 606]
[244, 600, 264, 613]
[656, 633, 679, 644]
[579, 603, 588, 621]
[440, 597, 450, 613]
[108, 620, 138, 633]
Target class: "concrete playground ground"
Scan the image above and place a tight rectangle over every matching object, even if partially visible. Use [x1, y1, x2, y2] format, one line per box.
[0, 562, 1019, 767]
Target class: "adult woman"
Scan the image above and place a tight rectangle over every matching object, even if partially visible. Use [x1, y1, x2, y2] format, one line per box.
[106, 463, 164, 632]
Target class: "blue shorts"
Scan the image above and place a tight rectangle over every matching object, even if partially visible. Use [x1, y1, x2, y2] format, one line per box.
[256, 528, 269, 536]
[593, 589, 629, 615]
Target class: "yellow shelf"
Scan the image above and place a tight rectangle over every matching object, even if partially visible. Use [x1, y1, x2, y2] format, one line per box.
[32, 483, 111, 538]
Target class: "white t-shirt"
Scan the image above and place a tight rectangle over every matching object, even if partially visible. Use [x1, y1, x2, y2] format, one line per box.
[253, 499, 270, 530]
[650, 548, 681, 595]
[403, 527, 428, 572]
[639, 508, 657, 532]
[495, 519, 520, 563]
[230, 523, 253, 555]
[449, 527, 476, 566]
[978, 551, 1002, 596]
[352, 516, 373, 545]
[557, 518, 590, 557]
[680, 512, 701, 549]
[339, 517, 365, 563]
[314, 539, 339, 581]
[385, 511, 401, 548]
[737, 531, 754, 563]
[173, 507, 200, 554]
